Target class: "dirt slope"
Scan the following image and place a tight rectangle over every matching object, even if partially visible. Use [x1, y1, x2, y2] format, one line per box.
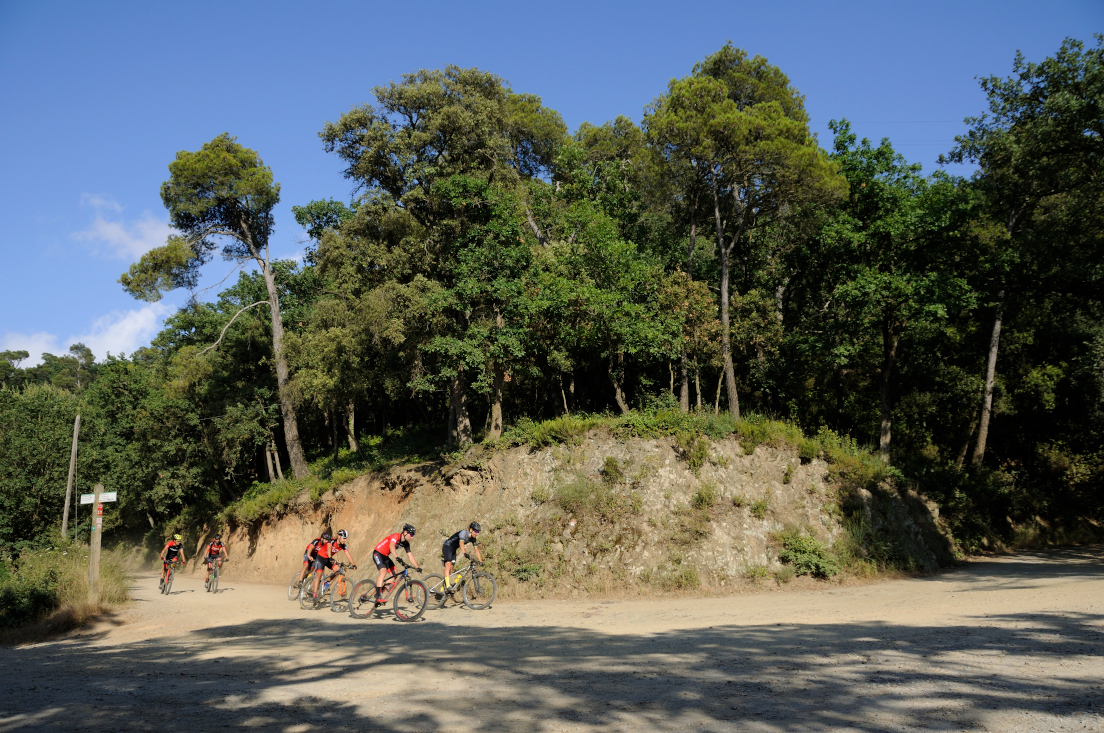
[187, 435, 951, 594]
[2, 546, 1101, 732]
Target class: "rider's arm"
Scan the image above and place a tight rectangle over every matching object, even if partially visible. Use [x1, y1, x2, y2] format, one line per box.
[407, 551, 419, 570]
[474, 545, 484, 563]
[342, 548, 355, 566]
[458, 539, 466, 557]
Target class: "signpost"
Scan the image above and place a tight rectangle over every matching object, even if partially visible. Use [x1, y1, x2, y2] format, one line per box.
[61, 414, 80, 538]
[88, 484, 106, 600]
[80, 491, 117, 504]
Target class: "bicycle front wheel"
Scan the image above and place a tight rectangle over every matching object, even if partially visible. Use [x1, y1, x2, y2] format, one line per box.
[348, 579, 377, 619]
[163, 567, 174, 595]
[330, 574, 351, 612]
[299, 576, 323, 610]
[422, 573, 447, 609]
[287, 571, 303, 601]
[394, 579, 428, 622]
[211, 565, 220, 593]
[463, 572, 496, 610]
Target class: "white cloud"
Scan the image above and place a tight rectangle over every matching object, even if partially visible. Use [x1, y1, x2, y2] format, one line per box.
[73, 192, 173, 260]
[1, 303, 173, 365]
[0, 332, 62, 365]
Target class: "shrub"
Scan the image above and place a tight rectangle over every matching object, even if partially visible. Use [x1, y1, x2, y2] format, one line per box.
[554, 475, 624, 522]
[778, 532, 840, 578]
[744, 564, 769, 582]
[511, 563, 542, 582]
[531, 486, 550, 505]
[782, 464, 794, 484]
[674, 432, 711, 475]
[731, 493, 747, 508]
[798, 438, 819, 464]
[750, 496, 771, 519]
[691, 482, 718, 510]
[600, 456, 625, 486]
[773, 565, 796, 584]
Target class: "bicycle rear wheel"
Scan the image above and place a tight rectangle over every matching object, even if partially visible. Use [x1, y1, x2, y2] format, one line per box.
[330, 574, 351, 612]
[287, 571, 303, 601]
[393, 579, 428, 622]
[422, 573, 447, 609]
[348, 579, 378, 619]
[463, 572, 496, 610]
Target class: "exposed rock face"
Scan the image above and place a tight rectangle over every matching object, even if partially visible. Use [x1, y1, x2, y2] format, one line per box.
[208, 434, 953, 590]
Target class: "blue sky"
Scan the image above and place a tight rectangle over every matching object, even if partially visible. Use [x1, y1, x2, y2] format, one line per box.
[1, 0, 1099, 364]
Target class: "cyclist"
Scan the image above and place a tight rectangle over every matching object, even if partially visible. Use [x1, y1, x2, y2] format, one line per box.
[442, 521, 483, 590]
[309, 529, 356, 599]
[295, 533, 330, 590]
[159, 534, 186, 585]
[371, 524, 420, 605]
[204, 533, 229, 585]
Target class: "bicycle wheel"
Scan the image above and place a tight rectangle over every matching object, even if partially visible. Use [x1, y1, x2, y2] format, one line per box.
[463, 572, 496, 610]
[393, 579, 428, 622]
[330, 574, 351, 612]
[211, 564, 220, 593]
[422, 573, 447, 609]
[163, 567, 174, 595]
[299, 575, 323, 610]
[288, 571, 304, 601]
[348, 579, 378, 619]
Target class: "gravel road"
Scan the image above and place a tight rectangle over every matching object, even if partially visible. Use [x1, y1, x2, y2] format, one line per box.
[1, 547, 1102, 732]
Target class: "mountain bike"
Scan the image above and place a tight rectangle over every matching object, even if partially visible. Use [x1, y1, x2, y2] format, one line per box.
[159, 560, 183, 595]
[204, 558, 227, 593]
[348, 558, 428, 621]
[299, 562, 355, 610]
[422, 555, 497, 610]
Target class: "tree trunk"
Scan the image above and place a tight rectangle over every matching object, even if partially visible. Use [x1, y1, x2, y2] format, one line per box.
[695, 369, 702, 411]
[489, 368, 504, 439]
[561, 376, 570, 416]
[972, 289, 1005, 466]
[608, 352, 629, 414]
[714, 369, 724, 414]
[679, 353, 690, 413]
[878, 322, 900, 461]
[713, 184, 741, 420]
[260, 262, 309, 478]
[331, 407, 340, 463]
[264, 442, 276, 482]
[449, 369, 472, 446]
[346, 400, 358, 452]
[956, 409, 980, 469]
[270, 437, 284, 480]
[569, 372, 575, 410]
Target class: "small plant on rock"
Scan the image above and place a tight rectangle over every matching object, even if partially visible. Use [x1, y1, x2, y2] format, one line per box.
[674, 432, 711, 475]
[750, 495, 771, 519]
[782, 464, 794, 484]
[691, 481, 718, 510]
[600, 456, 625, 486]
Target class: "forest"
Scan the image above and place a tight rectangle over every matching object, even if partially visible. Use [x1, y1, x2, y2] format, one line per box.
[1, 37, 1101, 556]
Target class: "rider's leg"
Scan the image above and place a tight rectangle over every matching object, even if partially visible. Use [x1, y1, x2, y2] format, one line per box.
[297, 557, 309, 584]
[311, 564, 323, 596]
[375, 567, 389, 598]
[443, 560, 453, 587]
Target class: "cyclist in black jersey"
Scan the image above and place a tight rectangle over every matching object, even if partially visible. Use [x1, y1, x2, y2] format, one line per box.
[442, 522, 483, 589]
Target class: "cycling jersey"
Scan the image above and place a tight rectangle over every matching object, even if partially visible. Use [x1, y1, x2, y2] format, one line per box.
[162, 540, 182, 561]
[315, 540, 333, 560]
[206, 540, 224, 558]
[374, 533, 408, 557]
[444, 530, 477, 551]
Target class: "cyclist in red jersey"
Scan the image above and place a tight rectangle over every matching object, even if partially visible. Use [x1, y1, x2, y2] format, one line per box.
[309, 529, 356, 598]
[159, 534, 186, 585]
[204, 533, 229, 585]
[296, 534, 328, 589]
[371, 524, 420, 605]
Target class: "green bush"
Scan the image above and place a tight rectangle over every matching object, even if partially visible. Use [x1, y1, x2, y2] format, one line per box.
[749, 496, 771, 519]
[554, 475, 624, 522]
[691, 482, 718, 510]
[600, 456, 625, 486]
[675, 432, 711, 475]
[782, 464, 794, 484]
[798, 438, 819, 464]
[511, 563, 542, 582]
[778, 532, 840, 578]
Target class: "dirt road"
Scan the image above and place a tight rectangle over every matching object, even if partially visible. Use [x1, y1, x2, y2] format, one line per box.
[2, 548, 1102, 732]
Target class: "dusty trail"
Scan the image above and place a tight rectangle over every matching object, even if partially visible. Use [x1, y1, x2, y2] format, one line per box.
[1, 547, 1102, 732]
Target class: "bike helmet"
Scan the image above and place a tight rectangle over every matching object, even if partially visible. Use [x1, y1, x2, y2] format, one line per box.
[337, 529, 348, 539]
[213, 534, 222, 540]
[321, 532, 332, 541]
[469, 521, 481, 533]
[173, 534, 182, 541]
[402, 523, 416, 536]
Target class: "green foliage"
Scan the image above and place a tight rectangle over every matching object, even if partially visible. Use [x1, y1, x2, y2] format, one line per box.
[777, 529, 840, 578]
[782, 464, 794, 484]
[691, 482, 718, 510]
[749, 496, 771, 519]
[599, 456, 625, 486]
[554, 475, 625, 523]
[675, 432, 711, 475]
[511, 563, 542, 582]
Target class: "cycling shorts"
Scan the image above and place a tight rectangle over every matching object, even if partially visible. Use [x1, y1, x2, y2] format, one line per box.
[442, 542, 458, 564]
[372, 550, 395, 571]
[205, 555, 221, 565]
[313, 556, 334, 572]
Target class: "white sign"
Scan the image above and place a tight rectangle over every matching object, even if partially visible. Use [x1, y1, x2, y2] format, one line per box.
[80, 491, 117, 504]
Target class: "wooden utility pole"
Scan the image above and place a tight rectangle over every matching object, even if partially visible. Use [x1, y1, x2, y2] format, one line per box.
[89, 483, 103, 601]
[61, 414, 80, 538]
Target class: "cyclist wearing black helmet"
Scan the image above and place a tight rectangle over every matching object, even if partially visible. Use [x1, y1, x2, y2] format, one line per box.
[203, 533, 229, 586]
[295, 532, 330, 589]
[442, 521, 483, 589]
[371, 524, 420, 605]
[309, 529, 356, 599]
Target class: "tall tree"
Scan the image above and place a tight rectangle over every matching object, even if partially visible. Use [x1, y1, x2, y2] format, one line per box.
[118, 133, 311, 478]
[941, 36, 1104, 465]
